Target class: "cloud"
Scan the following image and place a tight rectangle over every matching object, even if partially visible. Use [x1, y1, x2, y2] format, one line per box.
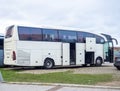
[0, 0, 120, 45]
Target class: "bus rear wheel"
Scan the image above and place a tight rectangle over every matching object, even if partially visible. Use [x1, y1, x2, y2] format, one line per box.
[95, 57, 102, 66]
[44, 58, 54, 69]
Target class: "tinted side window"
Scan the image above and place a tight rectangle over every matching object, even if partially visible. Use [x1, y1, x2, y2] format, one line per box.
[43, 29, 58, 41]
[18, 26, 31, 40]
[5, 25, 14, 38]
[84, 32, 94, 38]
[95, 35, 105, 44]
[18, 26, 42, 41]
[31, 28, 42, 41]
[59, 30, 77, 42]
[77, 32, 85, 43]
[77, 32, 95, 43]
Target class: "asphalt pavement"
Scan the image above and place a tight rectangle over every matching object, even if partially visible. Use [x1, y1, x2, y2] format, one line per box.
[0, 83, 120, 91]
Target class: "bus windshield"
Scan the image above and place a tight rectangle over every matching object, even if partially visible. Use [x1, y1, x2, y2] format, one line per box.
[101, 33, 118, 62]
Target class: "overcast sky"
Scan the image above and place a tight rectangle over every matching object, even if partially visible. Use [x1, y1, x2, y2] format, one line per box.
[0, 0, 120, 46]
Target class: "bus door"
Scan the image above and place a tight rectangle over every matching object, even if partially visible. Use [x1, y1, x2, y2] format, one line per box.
[62, 43, 76, 65]
[104, 42, 114, 63]
[103, 42, 109, 62]
[62, 43, 70, 65]
[70, 43, 76, 65]
[85, 37, 95, 64]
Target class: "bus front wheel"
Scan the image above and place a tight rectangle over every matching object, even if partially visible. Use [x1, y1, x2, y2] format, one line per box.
[44, 58, 54, 69]
[95, 57, 102, 66]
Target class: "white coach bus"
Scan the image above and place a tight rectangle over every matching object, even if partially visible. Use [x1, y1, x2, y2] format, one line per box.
[4, 25, 117, 68]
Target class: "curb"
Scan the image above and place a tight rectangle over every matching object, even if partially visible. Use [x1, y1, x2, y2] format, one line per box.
[3, 82, 120, 90]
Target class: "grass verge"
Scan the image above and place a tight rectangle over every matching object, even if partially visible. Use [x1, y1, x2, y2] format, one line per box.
[0, 68, 113, 85]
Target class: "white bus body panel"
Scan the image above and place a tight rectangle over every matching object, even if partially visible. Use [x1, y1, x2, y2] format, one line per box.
[76, 43, 85, 65]
[16, 41, 62, 66]
[86, 38, 96, 52]
[62, 43, 70, 66]
[17, 49, 30, 66]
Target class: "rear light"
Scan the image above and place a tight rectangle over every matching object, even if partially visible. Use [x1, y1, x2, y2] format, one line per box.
[12, 51, 16, 60]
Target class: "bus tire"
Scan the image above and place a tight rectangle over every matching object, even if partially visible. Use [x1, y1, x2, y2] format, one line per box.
[95, 57, 102, 66]
[44, 58, 54, 69]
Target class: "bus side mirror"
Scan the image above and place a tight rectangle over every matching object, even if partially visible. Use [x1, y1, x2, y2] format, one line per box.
[112, 38, 118, 45]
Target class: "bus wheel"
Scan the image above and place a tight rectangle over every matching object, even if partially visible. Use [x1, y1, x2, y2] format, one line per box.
[44, 58, 54, 69]
[95, 57, 102, 66]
